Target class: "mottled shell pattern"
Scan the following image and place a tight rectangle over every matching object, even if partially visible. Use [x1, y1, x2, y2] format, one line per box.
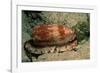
[32, 24, 76, 46]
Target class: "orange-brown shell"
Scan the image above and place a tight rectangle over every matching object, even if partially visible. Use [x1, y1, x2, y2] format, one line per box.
[32, 24, 76, 46]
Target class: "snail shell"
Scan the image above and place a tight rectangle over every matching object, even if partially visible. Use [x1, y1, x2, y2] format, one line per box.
[32, 24, 76, 46]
